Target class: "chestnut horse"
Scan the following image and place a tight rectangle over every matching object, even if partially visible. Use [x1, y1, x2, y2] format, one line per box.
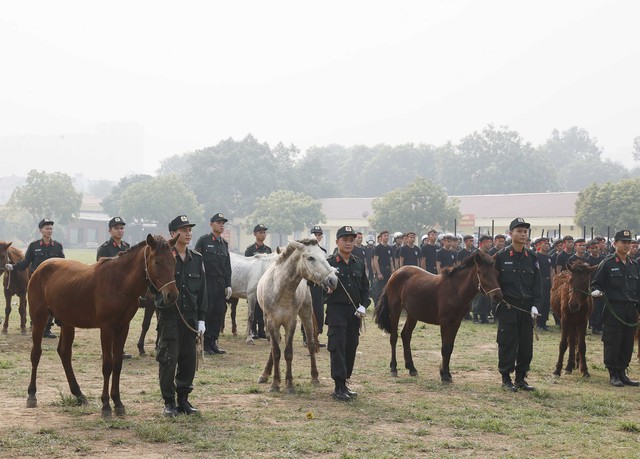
[374, 252, 503, 382]
[551, 260, 597, 378]
[27, 234, 179, 417]
[0, 242, 29, 335]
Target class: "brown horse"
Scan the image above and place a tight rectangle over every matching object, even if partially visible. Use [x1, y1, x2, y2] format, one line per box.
[374, 252, 503, 382]
[551, 260, 597, 378]
[27, 234, 179, 417]
[0, 242, 30, 335]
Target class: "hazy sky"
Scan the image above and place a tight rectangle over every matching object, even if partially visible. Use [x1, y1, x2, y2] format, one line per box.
[1, 1, 639, 180]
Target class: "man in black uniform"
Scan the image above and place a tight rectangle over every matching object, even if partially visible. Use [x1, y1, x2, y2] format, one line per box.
[471, 235, 494, 323]
[554, 235, 574, 274]
[325, 226, 370, 401]
[305, 225, 327, 347]
[586, 239, 605, 334]
[566, 238, 587, 268]
[591, 230, 640, 387]
[494, 218, 541, 392]
[5, 218, 64, 338]
[420, 229, 438, 274]
[436, 234, 456, 274]
[399, 232, 421, 267]
[457, 235, 476, 265]
[194, 213, 232, 355]
[488, 234, 506, 256]
[155, 215, 208, 416]
[372, 231, 394, 304]
[534, 237, 553, 331]
[97, 216, 133, 359]
[364, 236, 375, 286]
[245, 223, 271, 339]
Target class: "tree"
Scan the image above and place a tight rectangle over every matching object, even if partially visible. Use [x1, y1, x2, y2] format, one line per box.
[575, 179, 640, 235]
[119, 175, 204, 228]
[8, 170, 82, 228]
[368, 177, 460, 234]
[633, 136, 640, 162]
[247, 190, 325, 245]
[102, 174, 153, 217]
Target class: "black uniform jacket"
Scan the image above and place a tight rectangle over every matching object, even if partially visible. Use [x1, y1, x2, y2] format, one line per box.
[591, 254, 640, 306]
[495, 245, 542, 318]
[96, 238, 130, 261]
[324, 253, 370, 326]
[13, 239, 65, 273]
[194, 233, 232, 288]
[244, 243, 272, 257]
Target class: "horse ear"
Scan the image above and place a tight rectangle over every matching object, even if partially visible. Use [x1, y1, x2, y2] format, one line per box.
[288, 240, 304, 250]
[6, 242, 12, 248]
[169, 233, 180, 246]
[146, 233, 156, 248]
[276, 246, 282, 254]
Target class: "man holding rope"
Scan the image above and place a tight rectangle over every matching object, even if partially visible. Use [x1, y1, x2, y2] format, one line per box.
[494, 218, 541, 392]
[591, 230, 640, 387]
[155, 215, 208, 417]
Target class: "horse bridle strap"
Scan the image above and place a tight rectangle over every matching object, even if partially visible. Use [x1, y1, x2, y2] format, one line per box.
[474, 259, 500, 296]
[143, 245, 177, 293]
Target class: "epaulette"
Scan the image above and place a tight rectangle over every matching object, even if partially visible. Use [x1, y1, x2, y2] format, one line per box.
[601, 254, 616, 263]
[191, 249, 203, 258]
[100, 241, 110, 247]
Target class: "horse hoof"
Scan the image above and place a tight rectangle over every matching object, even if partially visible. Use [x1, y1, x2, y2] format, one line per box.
[26, 398, 37, 408]
[409, 370, 418, 377]
[257, 375, 268, 384]
[269, 386, 280, 393]
[441, 378, 452, 385]
[77, 395, 88, 405]
[311, 379, 320, 386]
[583, 373, 590, 378]
[21, 329, 27, 336]
[564, 369, 573, 375]
[114, 406, 126, 416]
[1, 329, 7, 335]
[246, 339, 255, 346]
[390, 371, 398, 378]
[286, 387, 296, 395]
[101, 407, 112, 419]
[139, 349, 146, 356]
[553, 372, 561, 378]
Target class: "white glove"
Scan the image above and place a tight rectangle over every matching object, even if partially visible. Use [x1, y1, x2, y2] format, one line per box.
[225, 287, 232, 300]
[591, 289, 603, 297]
[5, 264, 13, 271]
[198, 320, 206, 333]
[531, 306, 539, 318]
[355, 305, 366, 318]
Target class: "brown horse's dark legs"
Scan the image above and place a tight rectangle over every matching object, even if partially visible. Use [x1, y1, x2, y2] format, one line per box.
[578, 326, 589, 377]
[137, 302, 156, 355]
[2, 291, 11, 333]
[439, 321, 462, 383]
[99, 328, 114, 417]
[19, 296, 27, 334]
[27, 312, 48, 408]
[554, 326, 569, 376]
[111, 326, 129, 416]
[401, 316, 419, 376]
[284, 320, 296, 393]
[566, 326, 577, 373]
[57, 324, 86, 403]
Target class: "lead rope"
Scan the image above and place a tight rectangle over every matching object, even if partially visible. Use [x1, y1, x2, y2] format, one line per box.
[499, 299, 540, 341]
[336, 277, 366, 333]
[573, 288, 640, 327]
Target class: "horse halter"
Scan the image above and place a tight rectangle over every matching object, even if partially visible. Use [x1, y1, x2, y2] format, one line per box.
[475, 258, 501, 296]
[143, 245, 176, 294]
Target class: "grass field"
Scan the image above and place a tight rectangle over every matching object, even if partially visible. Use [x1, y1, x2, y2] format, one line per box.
[0, 249, 639, 458]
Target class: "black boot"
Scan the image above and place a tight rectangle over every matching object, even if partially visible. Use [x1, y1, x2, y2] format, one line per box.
[343, 383, 358, 399]
[177, 393, 199, 415]
[515, 373, 535, 391]
[211, 340, 226, 354]
[331, 381, 351, 402]
[619, 370, 640, 387]
[609, 369, 624, 387]
[163, 397, 179, 417]
[501, 373, 517, 392]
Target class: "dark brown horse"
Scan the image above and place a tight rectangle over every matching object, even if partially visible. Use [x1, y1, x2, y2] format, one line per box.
[374, 252, 503, 382]
[551, 261, 597, 378]
[0, 242, 29, 335]
[27, 234, 179, 417]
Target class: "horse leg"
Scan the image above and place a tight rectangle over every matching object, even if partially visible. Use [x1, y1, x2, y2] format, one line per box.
[19, 294, 28, 335]
[220, 301, 227, 334]
[268, 326, 282, 392]
[284, 319, 297, 394]
[439, 320, 462, 383]
[2, 290, 11, 334]
[566, 326, 576, 374]
[389, 300, 402, 378]
[579, 324, 589, 377]
[554, 324, 568, 376]
[57, 324, 87, 404]
[137, 300, 155, 355]
[258, 318, 274, 383]
[299, 302, 319, 384]
[401, 315, 419, 377]
[110, 325, 129, 416]
[246, 295, 256, 344]
[230, 297, 238, 336]
[27, 301, 48, 408]
[99, 328, 115, 417]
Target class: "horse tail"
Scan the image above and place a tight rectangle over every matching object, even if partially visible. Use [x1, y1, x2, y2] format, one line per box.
[374, 284, 394, 334]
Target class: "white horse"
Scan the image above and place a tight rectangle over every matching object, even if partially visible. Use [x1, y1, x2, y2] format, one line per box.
[257, 239, 338, 393]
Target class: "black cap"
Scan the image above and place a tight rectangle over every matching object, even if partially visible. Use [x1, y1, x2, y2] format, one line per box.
[614, 230, 633, 242]
[38, 218, 54, 229]
[253, 223, 268, 233]
[311, 225, 323, 234]
[169, 215, 196, 232]
[479, 235, 492, 243]
[336, 226, 357, 239]
[108, 216, 126, 228]
[210, 213, 228, 223]
[509, 218, 530, 231]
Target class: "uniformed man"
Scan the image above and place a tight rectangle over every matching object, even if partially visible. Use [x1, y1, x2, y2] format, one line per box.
[364, 236, 375, 286]
[194, 213, 232, 355]
[566, 238, 587, 268]
[97, 216, 133, 359]
[534, 237, 553, 331]
[494, 218, 541, 392]
[325, 226, 370, 401]
[305, 225, 327, 347]
[245, 223, 272, 339]
[436, 234, 456, 274]
[591, 230, 640, 387]
[471, 234, 494, 323]
[372, 230, 394, 304]
[155, 215, 207, 416]
[555, 235, 574, 274]
[5, 218, 64, 338]
[586, 239, 605, 335]
[96, 217, 130, 260]
[457, 235, 476, 265]
[488, 234, 506, 256]
[420, 229, 438, 274]
[399, 231, 421, 267]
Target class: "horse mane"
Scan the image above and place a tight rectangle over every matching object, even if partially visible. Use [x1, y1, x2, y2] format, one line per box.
[567, 260, 591, 274]
[441, 251, 493, 277]
[7, 246, 25, 262]
[96, 236, 169, 267]
[276, 238, 318, 263]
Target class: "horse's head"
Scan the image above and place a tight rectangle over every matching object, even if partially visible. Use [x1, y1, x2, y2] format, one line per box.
[144, 234, 179, 304]
[0, 241, 12, 272]
[474, 251, 502, 302]
[567, 260, 597, 309]
[287, 239, 338, 290]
